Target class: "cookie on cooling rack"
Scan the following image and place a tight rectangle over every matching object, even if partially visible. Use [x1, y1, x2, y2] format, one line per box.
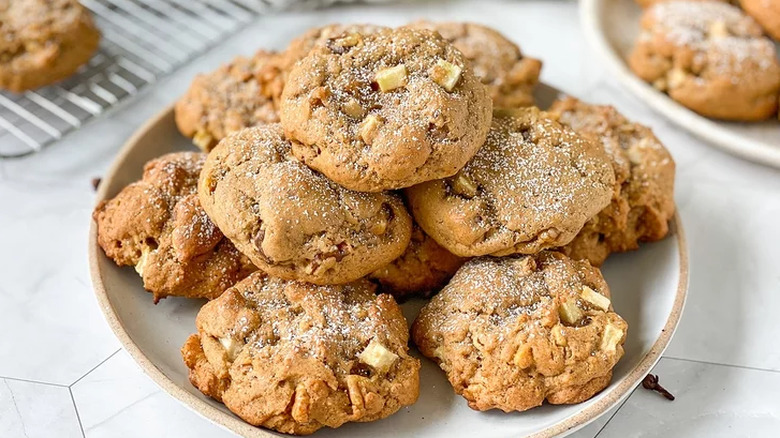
[407, 20, 542, 108]
[629, 1, 780, 121]
[280, 26, 492, 192]
[198, 124, 413, 285]
[182, 271, 420, 435]
[412, 252, 628, 412]
[0, 0, 100, 92]
[175, 51, 283, 152]
[93, 152, 256, 302]
[369, 223, 466, 300]
[550, 97, 676, 266]
[405, 107, 615, 258]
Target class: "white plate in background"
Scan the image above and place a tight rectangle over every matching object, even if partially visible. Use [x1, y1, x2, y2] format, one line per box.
[580, 0, 780, 168]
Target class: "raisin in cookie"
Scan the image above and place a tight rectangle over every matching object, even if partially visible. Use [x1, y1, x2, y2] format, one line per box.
[740, 0, 780, 40]
[369, 223, 466, 300]
[94, 152, 256, 302]
[629, 1, 780, 121]
[175, 51, 283, 152]
[182, 271, 420, 435]
[405, 107, 615, 258]
[407, 21, 542, 108]
[280, 27, 493, 192]
[550, 98, 676, 266]
[412, 252, 628, 412]
[199, 124, 413, 285]
[0, 0, 100, 92]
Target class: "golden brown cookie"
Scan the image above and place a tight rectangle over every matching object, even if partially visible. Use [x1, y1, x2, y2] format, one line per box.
[182, 271, 420, 435]
[281, 23, 387, 73]
[740, 0, 780, 40]
[629, 1, 780, 121]
[280, 27, 493, 192]
[405, 107, 615, 258]
[635, 0, 729, 7]
[93, 152, 256, 302]
[198, 124, 413, 285]
[369, 223, 466, 300]
[0, 0, 100, 92]
[407, 20, 542, 108]
[412, 252, 628, 412]
[550, 98, 676, 266]
[175, 51, 283, 152]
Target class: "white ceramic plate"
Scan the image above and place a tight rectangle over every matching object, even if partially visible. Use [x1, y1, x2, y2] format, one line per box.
[580, 0, 780, 168]
[89, 83, 688, 438]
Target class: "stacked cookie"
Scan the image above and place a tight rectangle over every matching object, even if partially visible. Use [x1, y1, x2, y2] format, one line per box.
[95, 21, 676, 435]
[630, 0, 780, 121]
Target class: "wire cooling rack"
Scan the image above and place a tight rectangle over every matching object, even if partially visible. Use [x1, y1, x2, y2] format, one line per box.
[0, 0, 276, 158]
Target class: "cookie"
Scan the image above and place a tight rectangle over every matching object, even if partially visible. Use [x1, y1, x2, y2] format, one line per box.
[280, 27, 493, 192]
[412, 252, 628, 412]
[407, 21, 542, 108]
[181, 271, 420, 435]
[94, 152, 256, 302]
[198, 124, 413, 285]
[629, 1, 780, 121]
[635, 0, 728, 7]
[740, 0, 780, 40]
[281, 23, 387, 73]
[405, 107, 615, 258]
[175, 51, 283, 152]
[369, 223, 466, 300]
[550, 98, 676, 266]
[0, 0, 100, 92]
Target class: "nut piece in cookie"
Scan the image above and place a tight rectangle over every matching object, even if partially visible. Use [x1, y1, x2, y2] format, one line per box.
[0, 0, 100, 92]
[407, 20, 542, 108]
[198, 124, 413, 285]
[740, 0, 780, 40]
[549, 97, 676, 266]
[412, 252, 628, 412]
[369, 223, 466, 300]
[280, 27, 493, 192]
[93, 152, 256, 302]
[629, 1, 780, 121]
[175, 51, 283, 152]
[181, 272, 420, 435]
[406, 107, 615, 258]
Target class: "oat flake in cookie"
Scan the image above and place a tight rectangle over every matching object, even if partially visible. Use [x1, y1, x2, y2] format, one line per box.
[406, 107, 615, 258]
[0, 0, 100, 92]
[629, 1, 780, 121]
[412, 252, 628, 412]
[198, 124, 413, 285]
[181, 272, 420, 435]
[407, 20, 542, 108]
[280, 27, 493, 192]
[93, 152, 256, 302]
[175, 51, 283, 152]
[551, 98, 676, 266]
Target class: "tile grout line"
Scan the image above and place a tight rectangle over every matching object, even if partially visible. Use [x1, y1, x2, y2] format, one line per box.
[0, 375, 70, 388]
[69, 387, 87, 438]
[69, 348, 122, 388]
[592, 386, 637, 438]
[663, 355, 780, 374]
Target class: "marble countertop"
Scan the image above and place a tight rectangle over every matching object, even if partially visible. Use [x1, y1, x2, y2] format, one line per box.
[2, 1, 779, 437]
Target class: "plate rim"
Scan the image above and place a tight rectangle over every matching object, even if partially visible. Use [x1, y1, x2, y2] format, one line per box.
[88, 104, 690, 438]
[579, 0, 780, 169]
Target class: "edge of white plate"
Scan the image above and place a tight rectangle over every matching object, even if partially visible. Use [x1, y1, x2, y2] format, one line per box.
[579, 0, 780, 169]
[89, 104, 690, 438]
